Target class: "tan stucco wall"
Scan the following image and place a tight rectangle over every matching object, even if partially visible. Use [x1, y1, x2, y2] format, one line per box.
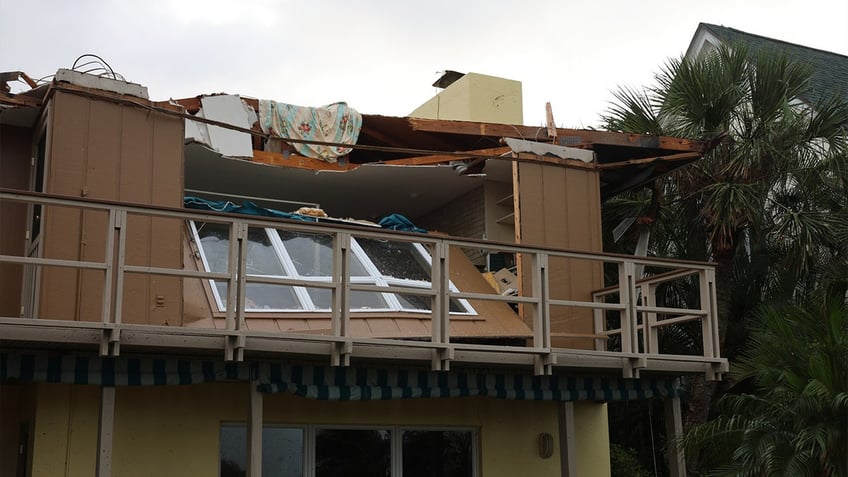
[23, 382, 612, 477]
[30, 384, 99, 477]
[574, 402, 611, 477]
[410, 73, 523, 125]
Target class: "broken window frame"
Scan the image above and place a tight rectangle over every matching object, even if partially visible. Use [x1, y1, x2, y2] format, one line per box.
[189, 221, 476, 315]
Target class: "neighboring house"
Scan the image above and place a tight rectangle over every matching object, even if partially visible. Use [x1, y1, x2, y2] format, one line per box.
[0, 67, 726, 477]
[687, 22, 848, 104]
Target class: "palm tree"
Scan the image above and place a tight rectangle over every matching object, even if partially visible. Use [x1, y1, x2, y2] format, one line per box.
[602, 43, 848, 435]
[680, 290, 848, 476]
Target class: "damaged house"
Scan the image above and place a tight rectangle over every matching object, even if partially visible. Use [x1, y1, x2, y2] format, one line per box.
[0, 66, 727, 477]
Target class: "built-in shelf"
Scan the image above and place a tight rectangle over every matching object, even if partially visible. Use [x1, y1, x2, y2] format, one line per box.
[496, 212, 515, 225]
[495, 194, 514, 207]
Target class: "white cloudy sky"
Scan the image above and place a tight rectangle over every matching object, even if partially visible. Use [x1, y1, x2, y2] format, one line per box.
[2, 0, 846, 128]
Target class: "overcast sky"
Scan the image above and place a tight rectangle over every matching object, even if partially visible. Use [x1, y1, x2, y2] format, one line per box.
[2, 0, 846, 128]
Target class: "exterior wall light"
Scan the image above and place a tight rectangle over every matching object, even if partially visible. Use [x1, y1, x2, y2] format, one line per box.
[538, 432, 555, 459]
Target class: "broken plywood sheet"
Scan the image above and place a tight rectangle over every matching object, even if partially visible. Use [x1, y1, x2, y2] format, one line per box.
[199, 95, 255, 158]
[504, 137, 594, 163]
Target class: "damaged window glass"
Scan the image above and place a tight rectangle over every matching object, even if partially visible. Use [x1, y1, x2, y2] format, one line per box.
[194, 222, 299, 311]
[190, 221, 475, 315]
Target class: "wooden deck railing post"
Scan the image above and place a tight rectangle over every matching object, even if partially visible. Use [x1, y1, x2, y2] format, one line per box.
[331, 232, 351, 366]
[592, 292, 606, 351]
[96, 385, 116, 477]
[100, 209, 127, 357]
[618, 261, 638, 355]
[247, 380, 263, 477]
[644, 282, 659, 354]
[431, 241, 451, 371]
[225, 221, 248, 361]
[698, 269, 716, 379]
[234, 222, 248, 361]
[0, 190, 729, 378]
[531, 252, 552, 375]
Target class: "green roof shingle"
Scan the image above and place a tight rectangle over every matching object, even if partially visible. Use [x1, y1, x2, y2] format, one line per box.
[697, 22, 848, 106]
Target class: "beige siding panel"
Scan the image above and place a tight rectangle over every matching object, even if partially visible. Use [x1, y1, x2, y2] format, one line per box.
[148, 112, 184, 325]
[40, 93, 88, 320]
[305, 318, 331, 332]
[47, 93, 88, 196]
[244, 318, 280, 333]
[364, 316, 403, 336]
[77, 99, 120, 322]
[37, 91, 184, 324]
[118, 105, 153, 324]
[388, 318, 429, 337]
[517, 163, 603, 349]
[347, 319, 372, 337]
[0, 125, 32, 318]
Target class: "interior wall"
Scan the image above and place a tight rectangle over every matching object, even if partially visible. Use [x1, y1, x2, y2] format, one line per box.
[414, 185, 487, 267]
[483, 180, 515, 244]
[37, 90, 184, 325]
[516, 163, 604, 349]
[0, 125, 32, 318]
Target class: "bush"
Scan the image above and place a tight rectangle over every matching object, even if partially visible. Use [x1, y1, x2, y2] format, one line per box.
[610, 443, 652, 477]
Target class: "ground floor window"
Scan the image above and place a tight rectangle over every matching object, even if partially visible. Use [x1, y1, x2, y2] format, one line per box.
[220, 424, 475, 477]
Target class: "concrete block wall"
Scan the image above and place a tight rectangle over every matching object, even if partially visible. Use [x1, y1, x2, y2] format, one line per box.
[414, 186, 487, 266]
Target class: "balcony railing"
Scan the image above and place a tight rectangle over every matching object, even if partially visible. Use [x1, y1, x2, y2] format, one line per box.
[0, 189, 727, 379]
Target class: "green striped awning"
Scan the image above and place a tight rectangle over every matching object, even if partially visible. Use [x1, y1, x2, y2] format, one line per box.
[256, 363, 681, 401]
[2, 353, 681, 402]
[0, 352, 251, 386]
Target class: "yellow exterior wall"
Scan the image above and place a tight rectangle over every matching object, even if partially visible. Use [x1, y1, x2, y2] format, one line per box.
[410, 73, 523, 125]
[264, 391, 562, 477]
[574, 402, 611, 477]
[30, 384, 99, 477]
[112, 383, 248, 476]
[23, 382, 611, 477]
[17, 383, 554, 476]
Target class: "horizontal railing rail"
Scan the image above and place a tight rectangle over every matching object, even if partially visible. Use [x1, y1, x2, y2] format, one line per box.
[0, 189, 727, 378]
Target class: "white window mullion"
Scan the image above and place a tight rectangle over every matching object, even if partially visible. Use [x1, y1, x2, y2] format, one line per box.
[351, 238, 401, 311]
[392, 426, 403, 477]
[305, 425, 315, 477]
[379, 278, 403, 311]
[349, 238, 382, 278]
[412, 243, 474, 314]
[268, 228, 317, 311]
[190, 221, 227, 312]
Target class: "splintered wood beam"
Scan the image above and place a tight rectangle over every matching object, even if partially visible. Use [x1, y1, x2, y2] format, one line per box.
[252, 146, 512, 172]
[380, 146, 511, 166]
[510, 152, 597, 171]
[595, 152, 702, 170]
[51, 82, 185, 113]
[0, 91, 42, 107]
[169, 96, 202, 113]
[406, 117, 708, 153]
[252, 150, 358, 172]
